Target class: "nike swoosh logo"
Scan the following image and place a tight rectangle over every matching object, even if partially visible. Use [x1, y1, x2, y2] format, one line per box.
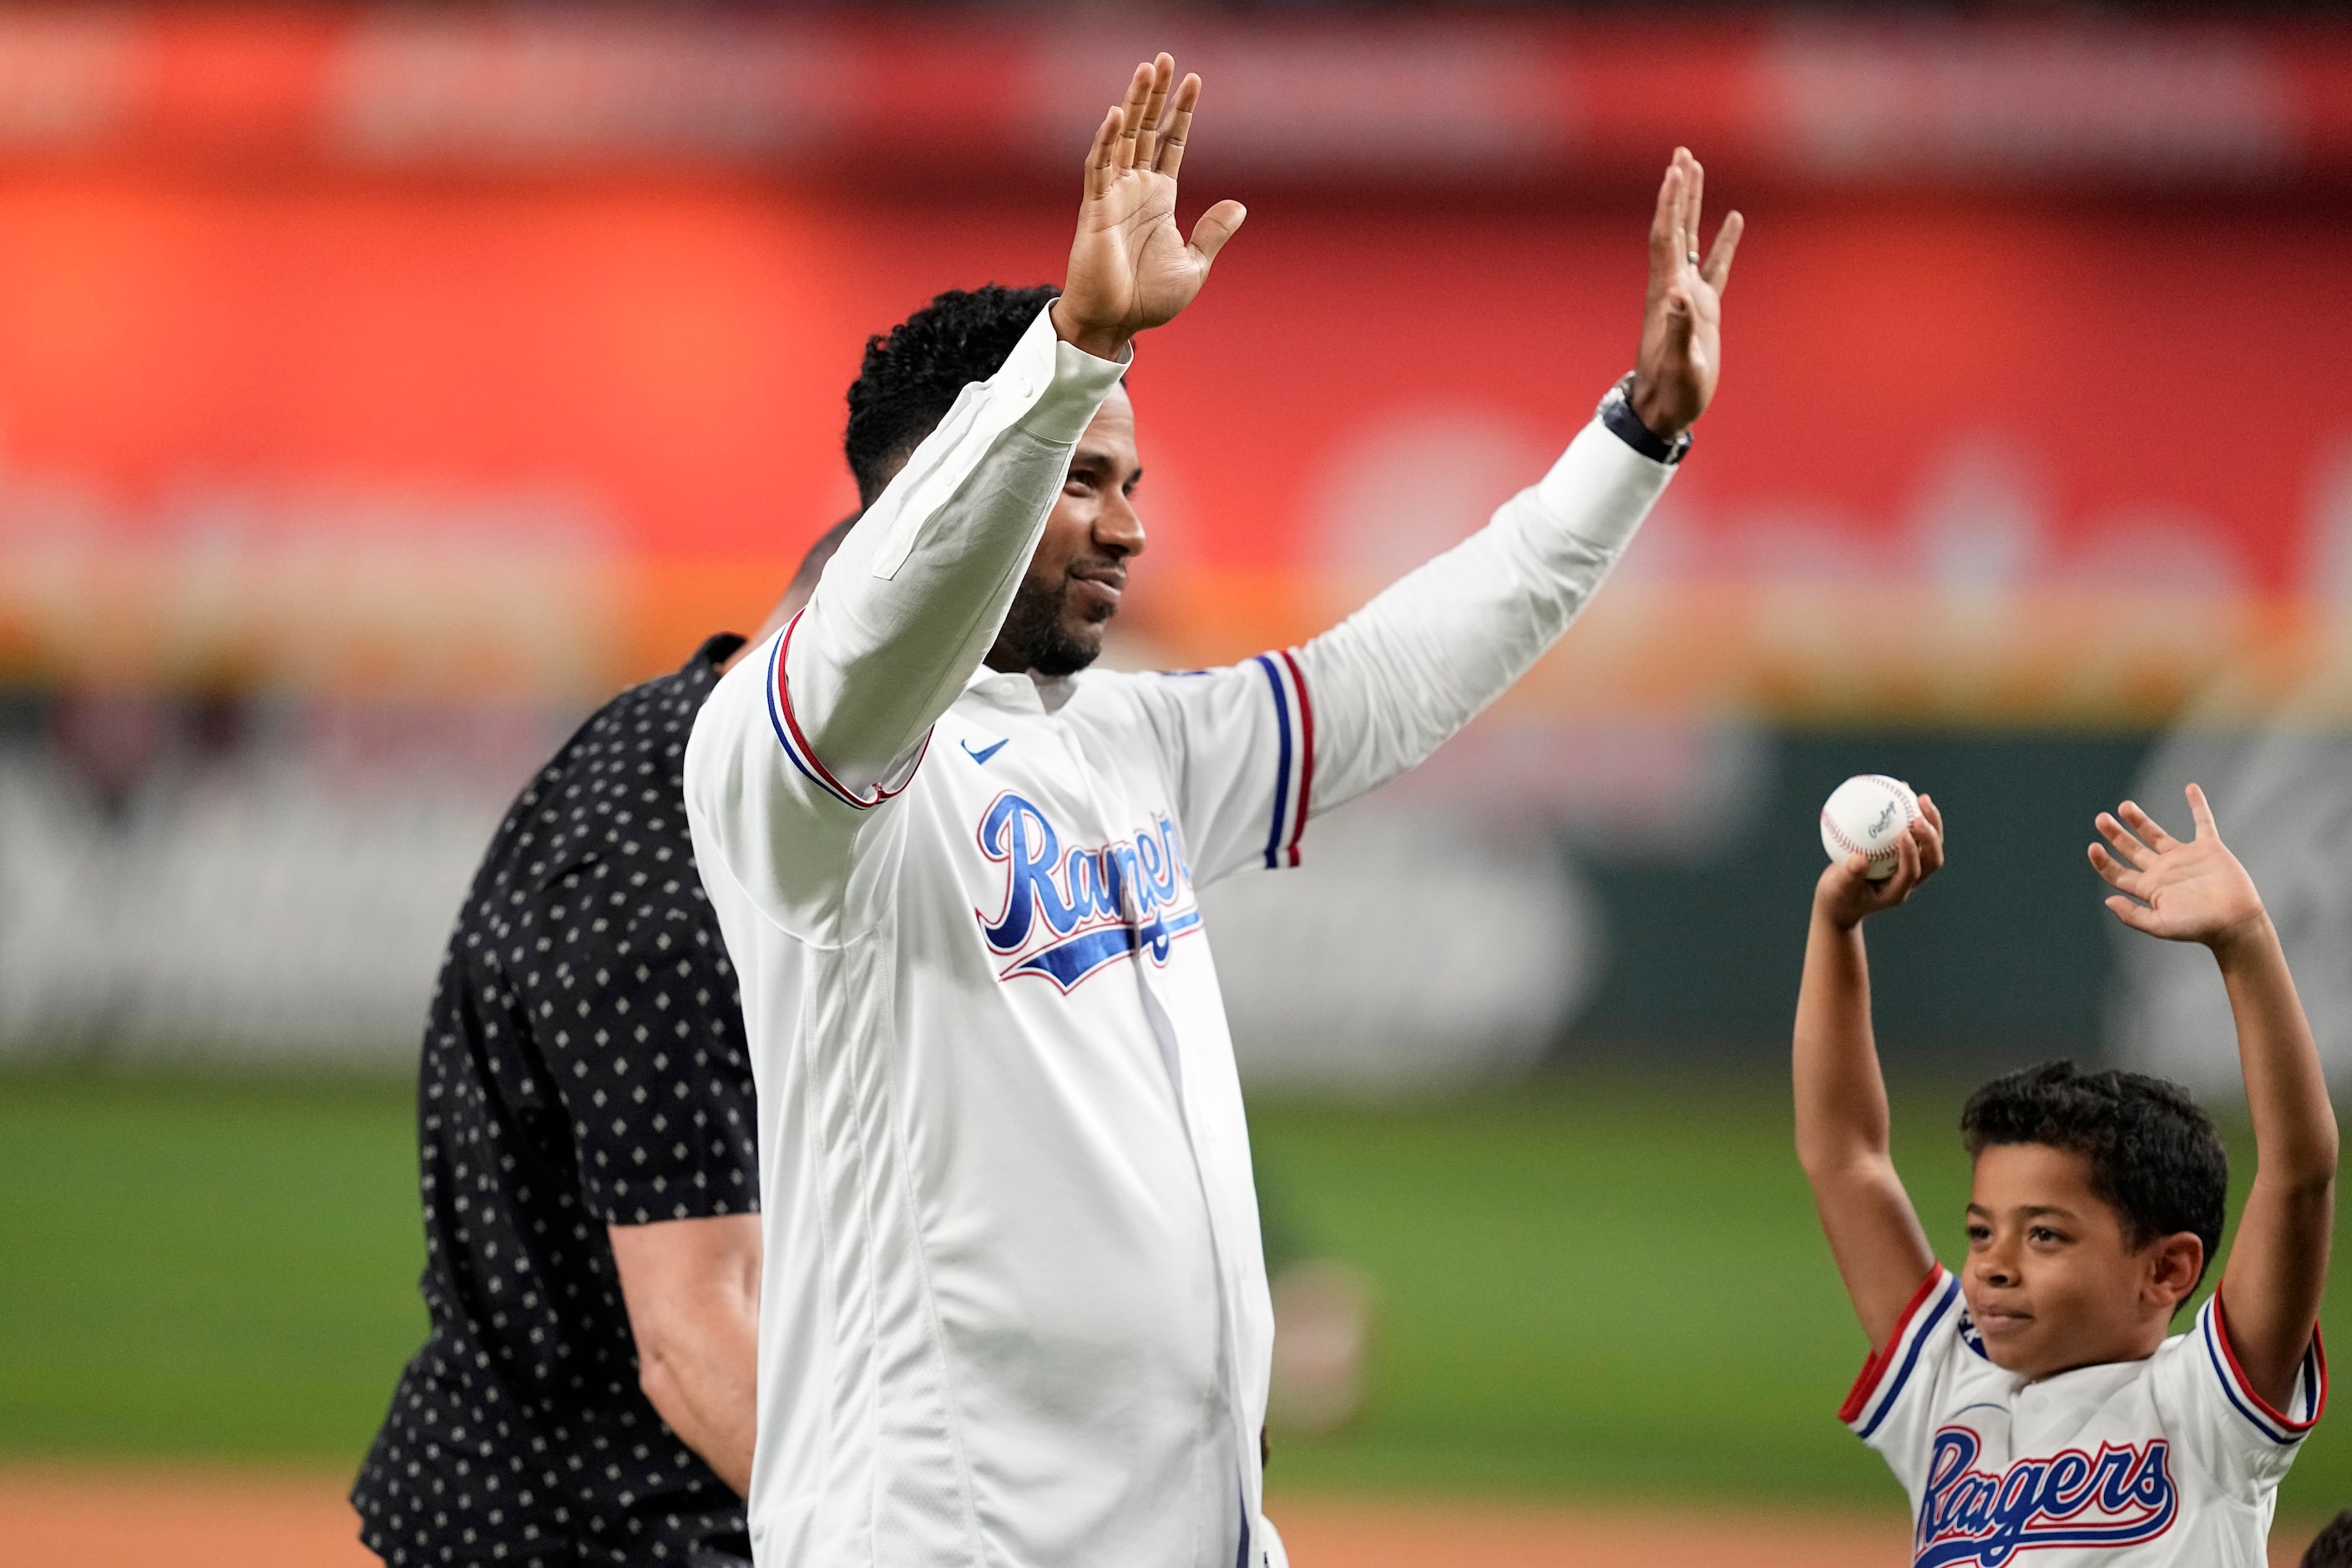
[961, 737, 1009, 766]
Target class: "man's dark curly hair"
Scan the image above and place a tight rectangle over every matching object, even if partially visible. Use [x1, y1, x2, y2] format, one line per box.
[1961, 1060, 2228, 1294]
[844, 283, 1059, 507]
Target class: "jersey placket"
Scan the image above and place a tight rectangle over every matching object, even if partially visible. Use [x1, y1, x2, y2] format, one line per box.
[1062, 711, 1254, 1566]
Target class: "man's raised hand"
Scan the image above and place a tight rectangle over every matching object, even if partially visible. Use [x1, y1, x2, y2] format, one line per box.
[1051, 55, 1247, 362]
[1631, 148, 1743, 439]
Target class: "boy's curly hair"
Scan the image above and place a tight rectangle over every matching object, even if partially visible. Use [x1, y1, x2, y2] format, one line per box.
[844, 283, 1060, 507]
[2304, 1510, 2352, 1568]
[1961, 1060, 2228, 1293]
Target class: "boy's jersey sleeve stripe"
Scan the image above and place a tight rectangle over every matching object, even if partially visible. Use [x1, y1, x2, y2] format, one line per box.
[1277, 648, 1314, 867]
[2202, 1295, 2328, 1444]
[767, 611, 927, 812]
[1252, 654, 1296, 870]
[1841, 1266, 1960, 1439]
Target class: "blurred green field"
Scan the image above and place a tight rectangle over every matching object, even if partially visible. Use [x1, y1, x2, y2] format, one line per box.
[1, 1068, 2345, 1522]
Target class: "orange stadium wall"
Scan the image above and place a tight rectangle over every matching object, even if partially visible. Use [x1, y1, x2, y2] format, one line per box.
[1, 179, 2349, 728]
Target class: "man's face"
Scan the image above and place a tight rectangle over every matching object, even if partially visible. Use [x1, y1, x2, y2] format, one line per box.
[1961, 1142, 2201, 1379]
[986, 386, 1144, 676]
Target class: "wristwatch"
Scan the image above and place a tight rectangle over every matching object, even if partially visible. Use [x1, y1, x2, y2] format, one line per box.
[1600, 372, 1692, 467]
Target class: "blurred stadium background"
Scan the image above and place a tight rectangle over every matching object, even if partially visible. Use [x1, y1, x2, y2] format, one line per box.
[1, 2, 2349, 1562]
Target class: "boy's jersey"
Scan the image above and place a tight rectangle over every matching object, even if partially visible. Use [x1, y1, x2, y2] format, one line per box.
[1846, 1266, 2327, 1568]
[684, 305, 1674, 1568]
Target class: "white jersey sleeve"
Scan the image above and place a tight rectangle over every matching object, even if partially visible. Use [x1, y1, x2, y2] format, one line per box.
[1840, 1264, 1973, 1496]
[1133, 407, 1674, 888]
[1294, 412, 1672, 817]
[685, 305, 1126, 934]
[1125, 653, 1320, 888]
[2152, 1293, 2327, 1493]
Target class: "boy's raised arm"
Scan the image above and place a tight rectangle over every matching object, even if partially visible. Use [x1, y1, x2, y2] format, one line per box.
[1794, 800, 1945, 1351]
[2092, 785, 2337, 1414]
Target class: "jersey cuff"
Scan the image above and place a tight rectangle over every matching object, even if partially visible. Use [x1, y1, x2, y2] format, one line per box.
[1533, 417, 1677, 555]
[767, 612, 928, 812]
[1253, 650, 1315, 869]
[1840, 1265, 1960, 1439]
[1023, 305, 1132, 446]
[2202, 1294, 2327, 1444]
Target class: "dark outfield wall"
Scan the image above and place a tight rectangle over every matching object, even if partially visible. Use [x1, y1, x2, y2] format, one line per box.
[1565, 731, 2156, 1068]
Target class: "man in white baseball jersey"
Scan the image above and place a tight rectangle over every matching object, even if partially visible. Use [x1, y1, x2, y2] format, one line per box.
[685, 52, 1743, 1568]
[1794, 788, 2333, 1565]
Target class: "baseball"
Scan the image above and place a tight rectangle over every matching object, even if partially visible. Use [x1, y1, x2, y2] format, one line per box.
[1820, 775, 1921, 881]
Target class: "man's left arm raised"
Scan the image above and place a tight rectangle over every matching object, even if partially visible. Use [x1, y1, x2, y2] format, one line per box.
[1297, 150, 1742, 820]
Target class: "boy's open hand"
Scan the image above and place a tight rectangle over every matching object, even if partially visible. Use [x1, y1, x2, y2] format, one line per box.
[2090, 785, 2268, 952]
[1814, 793, 1945, 931]
[1051, 54, 1247, 362]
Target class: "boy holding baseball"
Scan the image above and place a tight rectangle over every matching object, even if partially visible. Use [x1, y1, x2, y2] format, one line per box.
[1795, 785, 2333, 1565]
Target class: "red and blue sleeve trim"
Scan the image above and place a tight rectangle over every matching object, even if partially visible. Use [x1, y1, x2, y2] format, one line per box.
[1840, 1265, 1960, 1440]
[765, 610, 927, 812]
[2202, 1293, 2327, 1444]
[1252, 650, 1314, 869]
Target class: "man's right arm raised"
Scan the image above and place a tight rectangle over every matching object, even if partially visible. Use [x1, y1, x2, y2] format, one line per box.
[775, 318, 1125, 808]
[680, 319, 1121, 940]
[688, 57, 1242, 910]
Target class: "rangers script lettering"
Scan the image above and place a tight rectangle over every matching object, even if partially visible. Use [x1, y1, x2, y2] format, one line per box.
[1916, 1428, 2177, 1567]
[978, 791, 1203, 990]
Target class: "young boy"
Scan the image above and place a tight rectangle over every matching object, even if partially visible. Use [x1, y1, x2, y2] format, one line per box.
[1795, 785, 2334, 1565]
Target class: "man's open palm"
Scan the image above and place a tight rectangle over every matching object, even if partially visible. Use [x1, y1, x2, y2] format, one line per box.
[1054, 55, 1247, 359]
[1632, 148, 1742, 438]
[2090, 786, 2268, 949]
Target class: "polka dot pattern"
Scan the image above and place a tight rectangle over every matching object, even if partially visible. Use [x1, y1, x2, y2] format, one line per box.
[354, 635, 757, 1567]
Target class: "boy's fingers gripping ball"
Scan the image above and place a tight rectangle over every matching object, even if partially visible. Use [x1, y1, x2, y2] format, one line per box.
[1821, 774, 1921, 882]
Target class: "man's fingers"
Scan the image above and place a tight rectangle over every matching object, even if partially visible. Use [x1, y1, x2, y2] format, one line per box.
[1087, 105, 1123, 198]
[1188, 199, 1247, 265]
[1681, 149, 1703, 258]
[1115, 61, 1153, 170]
[1156, 73, 1201, 176]
[2106, 895, 2162, 934]
[1133, 53, 1174, 172]
[1702, 210, 1744, 295]
[1650, 164, 1683, 273]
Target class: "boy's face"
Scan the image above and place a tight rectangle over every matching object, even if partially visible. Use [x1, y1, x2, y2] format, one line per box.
[1962, 1142, 2203, 1379]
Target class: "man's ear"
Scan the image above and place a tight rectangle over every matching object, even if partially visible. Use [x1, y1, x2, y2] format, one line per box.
[2144, 1232, 2205, 1312]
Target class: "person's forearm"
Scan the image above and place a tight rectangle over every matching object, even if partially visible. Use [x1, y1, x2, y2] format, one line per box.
[638, 1299, 759, 1497]
[1793, 911, 1893, 1174]
[1793, 902, 1938, 1348]
[2213, 913, 2335, 1409]
[1296, 415, 1671, 815]
[783, 307, 1126, 796]
[2218, 915, 2339, 1190]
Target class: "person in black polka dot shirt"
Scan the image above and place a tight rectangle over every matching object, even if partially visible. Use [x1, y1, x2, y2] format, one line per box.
[354, 526, 850, 1567]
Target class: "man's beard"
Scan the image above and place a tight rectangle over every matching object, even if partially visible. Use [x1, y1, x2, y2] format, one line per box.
[993, 573, 1105, 677]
